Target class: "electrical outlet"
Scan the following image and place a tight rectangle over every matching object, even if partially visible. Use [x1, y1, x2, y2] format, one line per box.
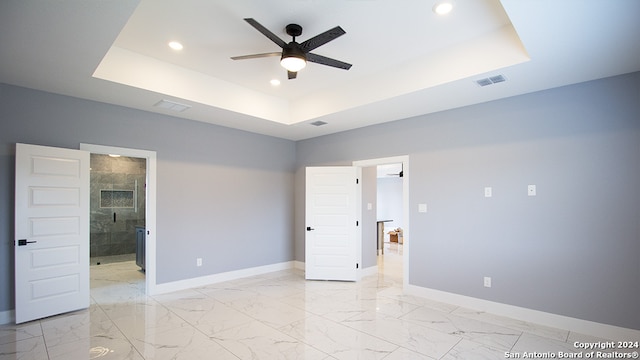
[483, 276, 492, 288]
[528, 184, 536, 196]
[197, 258, 202, 267]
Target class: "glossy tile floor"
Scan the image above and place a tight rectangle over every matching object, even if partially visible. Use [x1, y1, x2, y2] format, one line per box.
[1, 243, 616, 360]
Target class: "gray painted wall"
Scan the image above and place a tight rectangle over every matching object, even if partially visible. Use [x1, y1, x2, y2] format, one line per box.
[0, 84, 296, 312]
[361, 166, 377, 269]
[295, 72, 640, 330]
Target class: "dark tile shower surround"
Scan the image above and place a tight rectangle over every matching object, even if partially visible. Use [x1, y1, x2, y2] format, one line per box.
[90, 154, 146, 258]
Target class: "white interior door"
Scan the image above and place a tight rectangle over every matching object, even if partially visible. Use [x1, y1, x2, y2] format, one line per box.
[305, 166, 359, 281]
[15, 143, 90, 324]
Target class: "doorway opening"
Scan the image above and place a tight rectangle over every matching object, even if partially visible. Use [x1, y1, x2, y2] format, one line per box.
[353, 155, 409, 288]
[89, 153, 146, 268]
[81, 144, 157, 295]
[376, 163, 404, 281]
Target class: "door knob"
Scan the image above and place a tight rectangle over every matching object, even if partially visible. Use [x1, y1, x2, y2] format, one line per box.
[17, 239, 37, 246]
[306, 227, 315, 231]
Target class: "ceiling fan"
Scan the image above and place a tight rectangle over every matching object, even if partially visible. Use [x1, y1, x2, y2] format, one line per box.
[231, 18, 352, 79]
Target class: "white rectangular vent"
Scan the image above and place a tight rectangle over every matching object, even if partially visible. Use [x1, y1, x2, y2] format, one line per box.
[154, 99, 191, 112]
[310, 121, 328, 126]
[489, 75, 506, 83]
[476, 78, 493, 87]
[476, 74, 507, 87]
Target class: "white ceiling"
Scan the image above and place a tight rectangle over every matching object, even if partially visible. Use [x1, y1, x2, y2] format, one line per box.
[1, 0, 639, 141]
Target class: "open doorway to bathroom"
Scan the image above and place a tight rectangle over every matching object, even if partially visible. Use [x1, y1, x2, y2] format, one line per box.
[81, 143, 157, 295]
[90, 154, 146, 272]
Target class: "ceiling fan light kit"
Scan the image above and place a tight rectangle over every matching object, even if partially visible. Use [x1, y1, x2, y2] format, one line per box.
[280, 56, 306, 72]
[280, 46, 307, 72]
[231, 18, 352, 80]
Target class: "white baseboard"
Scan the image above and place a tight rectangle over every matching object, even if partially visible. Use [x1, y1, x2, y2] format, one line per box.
[293, 260, 305, 271]
[0, 310, 14, 325]
[151, 261, 295, 295]
[406, 284, 640, 341]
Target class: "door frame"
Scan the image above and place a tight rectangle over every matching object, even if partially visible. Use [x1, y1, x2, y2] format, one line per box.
[80, 143, 158, 295]
[353, 155, 409, 288]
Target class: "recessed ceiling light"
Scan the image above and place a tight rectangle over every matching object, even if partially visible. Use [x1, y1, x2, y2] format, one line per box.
[433, 1, 454, 15]
[168, 41, 183, 51]
[270, 79, 281, 86]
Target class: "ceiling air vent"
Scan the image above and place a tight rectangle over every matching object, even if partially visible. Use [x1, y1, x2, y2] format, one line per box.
[489, 75, 506, 83]
[476, 78, 493, 87]
[154, 99, 191, 112]
[310, 121, 328, 127]
[475, 74, 506, 87]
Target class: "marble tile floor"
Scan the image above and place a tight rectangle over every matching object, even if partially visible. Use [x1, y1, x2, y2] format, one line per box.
[1, 243, 618, 360]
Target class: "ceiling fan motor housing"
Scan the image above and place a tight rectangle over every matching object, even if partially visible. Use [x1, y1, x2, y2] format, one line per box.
[285, 23, 303, 38]
[281, 43, 307, 62]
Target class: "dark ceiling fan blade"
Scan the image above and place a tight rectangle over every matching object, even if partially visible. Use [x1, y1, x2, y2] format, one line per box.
[300, 26, 346, 52]
[244, 18, 287, 48]
[231, 52, 281, 60]
[288, 71, 297, 80]
[307, 53, 352, 70]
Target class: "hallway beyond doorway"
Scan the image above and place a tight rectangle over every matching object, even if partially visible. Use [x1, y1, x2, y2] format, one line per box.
[378, 242, 403, 284]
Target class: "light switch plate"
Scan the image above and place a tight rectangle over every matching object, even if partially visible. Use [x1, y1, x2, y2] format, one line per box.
[367, 203, 373, 210]
[484, 187, 492, 197]
[418, 204, 427, 213]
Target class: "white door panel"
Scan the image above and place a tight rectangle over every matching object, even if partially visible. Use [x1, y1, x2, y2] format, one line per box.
[30, 187, 81, 206]
[15, 143, 90, 324]
[305, 166, 358, 281]
[30, 216, 80, 236]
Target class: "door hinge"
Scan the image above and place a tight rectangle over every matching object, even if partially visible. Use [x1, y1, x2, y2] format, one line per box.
[356, 220, 359, 226]
[356, 263, 359, 269]
[356, 178, 359, 184]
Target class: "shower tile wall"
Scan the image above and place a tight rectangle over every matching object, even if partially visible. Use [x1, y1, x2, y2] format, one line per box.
[90, 154, 146, 258]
